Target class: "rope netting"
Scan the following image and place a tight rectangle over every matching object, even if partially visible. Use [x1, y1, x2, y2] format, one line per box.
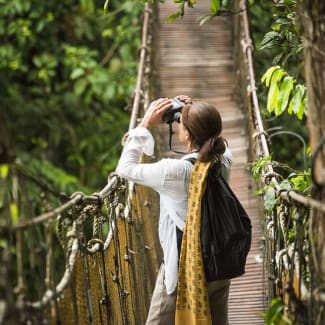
[1, 170, 149, 324]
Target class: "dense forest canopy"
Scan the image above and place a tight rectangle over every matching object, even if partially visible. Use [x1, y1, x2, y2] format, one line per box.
[0, 0, 143, 194]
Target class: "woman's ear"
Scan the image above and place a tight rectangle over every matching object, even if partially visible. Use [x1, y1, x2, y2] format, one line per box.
[185, 130, 193, 151]
[185, 130, 190, 141]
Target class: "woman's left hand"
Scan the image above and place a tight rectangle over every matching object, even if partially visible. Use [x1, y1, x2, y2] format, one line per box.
[139, 98, 172, 129]
[176, 95, 193, 104]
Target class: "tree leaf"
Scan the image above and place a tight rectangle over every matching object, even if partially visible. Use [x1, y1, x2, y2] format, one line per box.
[187, 0, 196, 7]
[264, 186, 276, 212]
[210, 0, 219, 13]
[260, 31, 279, 48]
[297, 98, 306, 120]
[276, 76, 294, 115]
[10, 203, 19, 225]
[104, 0, 109, 13]
[251, 155, 272, 180]
[267, 78, 279, 113]
[261, 66, 280, 87]
[266, 300, 283, 323]
[260, 38, 280, 50]
[74, 78, 88, 95]
[270, 68, 286, 84]
[199, 14, 214, 26]
[0, 164, 9, 179]
[70, 68, 85, 80]
[166, 12, 181, 23]
[292, 84, 306, 119]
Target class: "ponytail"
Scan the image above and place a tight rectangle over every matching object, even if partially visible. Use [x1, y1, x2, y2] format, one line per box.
[199, 135, 226, 163]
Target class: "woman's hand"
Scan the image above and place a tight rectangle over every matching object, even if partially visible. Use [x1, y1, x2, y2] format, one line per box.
[176, 95, 193, 105]
[139, 98, 172, 129]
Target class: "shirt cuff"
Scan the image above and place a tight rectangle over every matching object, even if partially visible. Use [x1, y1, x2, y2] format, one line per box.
[128, 127, 155, 156]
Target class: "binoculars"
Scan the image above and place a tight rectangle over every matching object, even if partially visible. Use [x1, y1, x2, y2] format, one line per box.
[162, 98, 185, 124]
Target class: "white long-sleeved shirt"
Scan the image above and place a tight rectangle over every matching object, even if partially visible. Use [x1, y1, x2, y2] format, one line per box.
[116, 126, 232, 294]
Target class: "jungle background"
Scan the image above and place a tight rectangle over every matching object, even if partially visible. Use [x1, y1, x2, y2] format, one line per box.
[1, 0, 324, 324]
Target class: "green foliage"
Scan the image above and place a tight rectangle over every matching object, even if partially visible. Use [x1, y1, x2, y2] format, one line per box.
[0, 164, 9, 179]
[0, 0, 143, 193]
[288, 169, 311, 193]
[143, 0, 233, 23]
[10, 203, 19, 225]
[251, 155, 272, 181]
[248, 0, 309, 171]
[258, 0, 302, 67]
[19, 154, 92, 195]
[252, 156, 311, 212]
[264, 298, 293, 325]
[164, 0, 196, 22]
[210, 0, 220, 13]
[261, 66, 306, 120]
[263, 185, 276, 213]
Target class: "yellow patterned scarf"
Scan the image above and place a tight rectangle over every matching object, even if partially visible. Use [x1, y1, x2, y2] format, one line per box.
[175, 160, 212, 325]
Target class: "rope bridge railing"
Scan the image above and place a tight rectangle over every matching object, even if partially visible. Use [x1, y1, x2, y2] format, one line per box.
[0, 3, 156, 324]
[235, 0, 325, 323]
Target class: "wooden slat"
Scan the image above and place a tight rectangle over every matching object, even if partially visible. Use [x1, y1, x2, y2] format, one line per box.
[156, 1, 265, 324]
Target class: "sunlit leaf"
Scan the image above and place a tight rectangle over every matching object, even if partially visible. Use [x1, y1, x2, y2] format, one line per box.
[199, 14, 214, 26]
[0, 164, 9, 179]
[265, 298, 283, 323]
[10, 203, 19, 225]
[270, 68, 286, 84]
[297, 99, 305, 120]
[265, 298, 293, 325]
[267, 78, 279, 113]
[210, 0, 219, 13]
[292, 84, 306, 119]
[70, 68, 85, 80]
[276, 76, 294, 115]
[261, 66, 280, 87]
[104, 0, 109, 13]
[289, 172, 310, 192]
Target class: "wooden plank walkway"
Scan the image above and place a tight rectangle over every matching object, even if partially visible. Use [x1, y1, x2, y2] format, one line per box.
[155, 1, 266, 324]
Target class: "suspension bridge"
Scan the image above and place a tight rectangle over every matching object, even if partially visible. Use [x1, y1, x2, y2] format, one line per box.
[1, 1, 321, 324]
[156, 2, 264, 324]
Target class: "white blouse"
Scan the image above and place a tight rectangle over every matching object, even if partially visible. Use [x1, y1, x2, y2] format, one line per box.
[116, 127, 232, 294]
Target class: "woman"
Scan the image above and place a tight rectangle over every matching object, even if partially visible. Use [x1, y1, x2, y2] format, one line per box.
[116, 96, 232, 325]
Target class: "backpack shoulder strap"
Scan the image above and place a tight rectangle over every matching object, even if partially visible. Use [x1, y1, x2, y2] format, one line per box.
[186, 158, 224, 178]
[185, 157, 196, 165]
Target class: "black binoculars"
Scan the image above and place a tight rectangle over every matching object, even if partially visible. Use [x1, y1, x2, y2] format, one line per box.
[162, 98, 185, 124]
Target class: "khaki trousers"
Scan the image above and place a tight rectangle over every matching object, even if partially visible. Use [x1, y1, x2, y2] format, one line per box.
[146, 264, 230, 325]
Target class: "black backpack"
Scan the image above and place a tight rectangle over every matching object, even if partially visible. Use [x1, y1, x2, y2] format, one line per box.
[177, 159, 252, 281]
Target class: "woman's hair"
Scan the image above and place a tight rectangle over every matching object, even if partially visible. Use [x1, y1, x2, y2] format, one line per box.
[182, 101, 226, 163]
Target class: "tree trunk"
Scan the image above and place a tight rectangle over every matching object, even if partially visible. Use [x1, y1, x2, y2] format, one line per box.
[297, 1, 325, 323]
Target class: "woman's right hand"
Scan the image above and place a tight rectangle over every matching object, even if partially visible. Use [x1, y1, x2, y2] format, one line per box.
[139, 98, 172, 129]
